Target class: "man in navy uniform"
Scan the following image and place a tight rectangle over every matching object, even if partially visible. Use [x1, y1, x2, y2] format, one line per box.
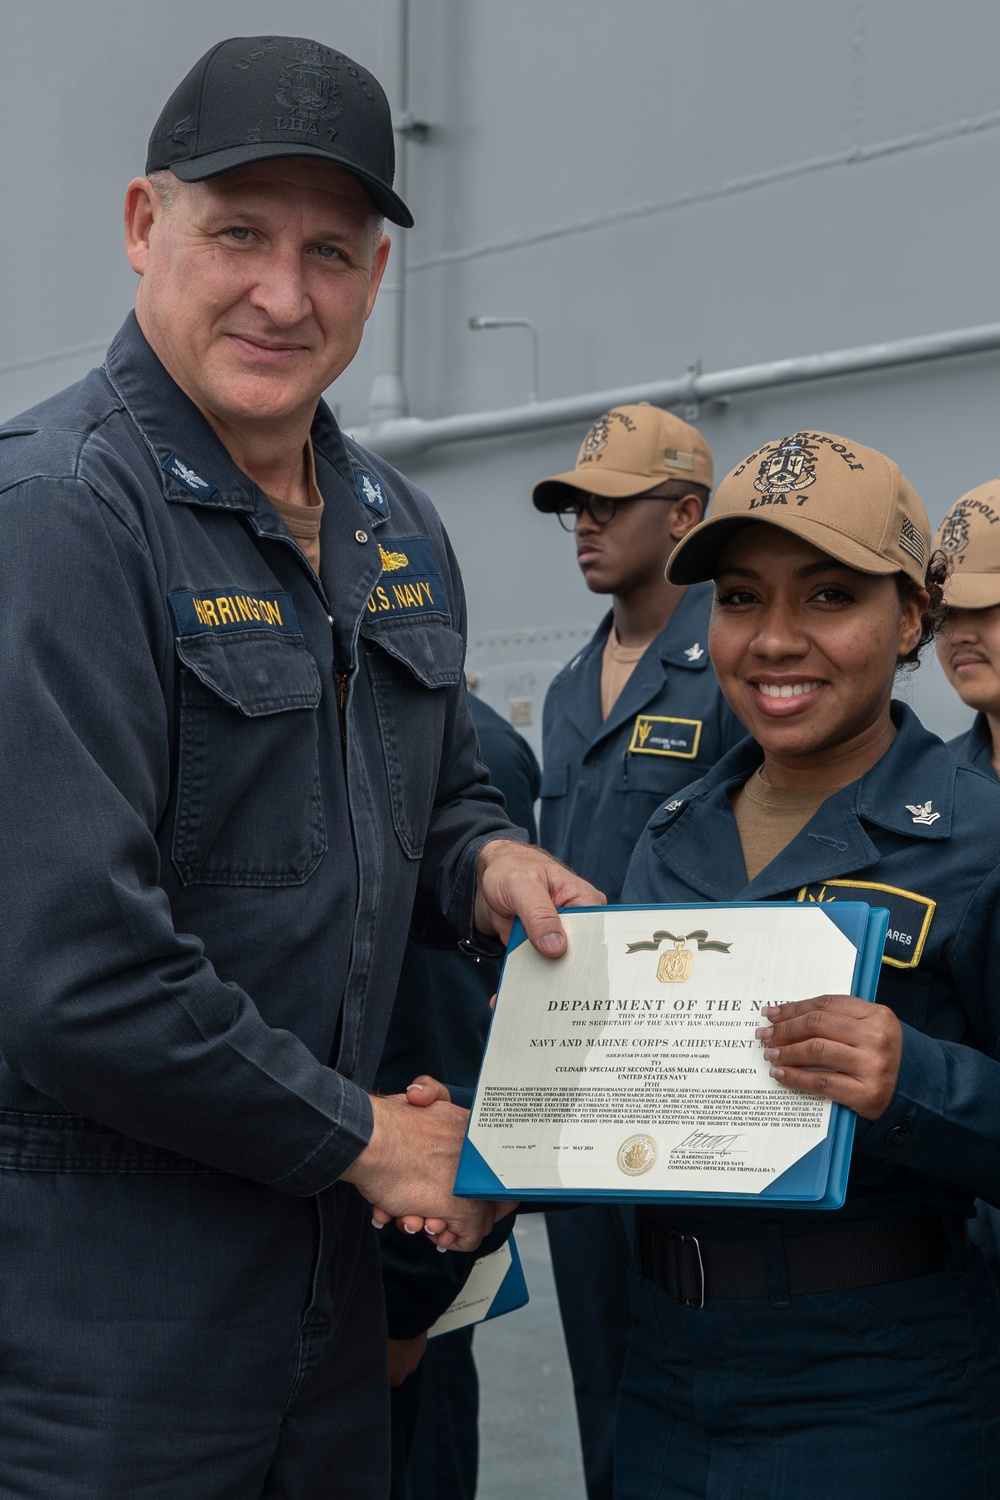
[0, 36, 600, 1500]
[934, 480, 1000, 1279]
[531, 403, 742, 1500]
[935, 479, 1000, 780]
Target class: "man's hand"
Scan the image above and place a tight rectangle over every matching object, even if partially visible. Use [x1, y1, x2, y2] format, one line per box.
[474, 840, 605, 957]
[388, 1333, 428, 1389]
[756, 995, 903, 1120]
[371, 1076, 518, 1249]
[371, 1078, 453, 1235]
[343, 1087, 497, 1252]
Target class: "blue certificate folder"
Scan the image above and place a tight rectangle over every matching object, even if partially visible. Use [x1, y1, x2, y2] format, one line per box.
[455, 901, 889, 1211]
[428, 1236, 529, 1339]
[487, 1237, 529, 1320]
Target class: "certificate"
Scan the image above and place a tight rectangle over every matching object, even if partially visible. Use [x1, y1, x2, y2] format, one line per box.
[455, 902, 888, 1207]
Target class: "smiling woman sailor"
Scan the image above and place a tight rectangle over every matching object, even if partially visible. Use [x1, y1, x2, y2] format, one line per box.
[616, 432, 1000, 1500]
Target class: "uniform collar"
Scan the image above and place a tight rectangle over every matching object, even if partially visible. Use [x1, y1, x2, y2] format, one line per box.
[560, 585, 714, 746]
[649, 702, 954, 901]
[960, 712, 995, 771]
[852, 702, 955, 841]
[654, 583, 713, 671]
[104, 314, 255, 513]
[102, 313, 372, 531]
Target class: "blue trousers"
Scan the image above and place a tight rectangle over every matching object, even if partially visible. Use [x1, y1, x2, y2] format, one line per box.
[390, 1327, 478, 1500]
[616, 1251, 1000, 1499]
[546, 1205, 634, 1500]
[0, 1130, 388, 1499]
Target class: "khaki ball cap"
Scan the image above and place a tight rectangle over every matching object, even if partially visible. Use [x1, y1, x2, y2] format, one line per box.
[667, 431, 930, 587]
[934, 480, 1000, 609]
[532, 403, 713, 511]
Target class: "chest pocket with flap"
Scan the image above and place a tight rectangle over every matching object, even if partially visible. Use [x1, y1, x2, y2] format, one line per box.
[363, 620, 465, 859]
[172, 631, 326, 887]
[539, 764, 570, 801]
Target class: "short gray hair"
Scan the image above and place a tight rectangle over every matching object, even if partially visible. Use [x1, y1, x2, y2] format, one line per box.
[147, 168, 178, 209]
[368, 213, 385, 258]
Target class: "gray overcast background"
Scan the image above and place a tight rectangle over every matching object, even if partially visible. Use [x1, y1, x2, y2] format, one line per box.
[3, 0, 999, 744]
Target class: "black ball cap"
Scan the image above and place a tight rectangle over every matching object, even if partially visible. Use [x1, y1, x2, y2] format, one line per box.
[146, 35, 413, 228]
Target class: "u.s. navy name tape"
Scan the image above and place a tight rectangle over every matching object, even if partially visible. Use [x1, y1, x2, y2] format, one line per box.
[366, 537, 448, 619]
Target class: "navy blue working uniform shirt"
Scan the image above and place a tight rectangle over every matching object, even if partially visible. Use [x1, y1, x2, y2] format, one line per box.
[945, 712, 1000, 1276]
[0, 314, 517, 1189]
[623, 704, 1000, 1234]
[470, 697, 541, 842]
[949, 712, 995, 775]
[540, 588, 742, 900]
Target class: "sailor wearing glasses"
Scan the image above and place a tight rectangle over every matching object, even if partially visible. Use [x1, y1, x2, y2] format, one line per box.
[529, 403, 742, 1500]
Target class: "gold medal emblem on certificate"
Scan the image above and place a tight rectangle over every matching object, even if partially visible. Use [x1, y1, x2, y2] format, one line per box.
[657, 939, 694, 983]
[617, 1134, 658, 1176]
[627, 927, 732, 980]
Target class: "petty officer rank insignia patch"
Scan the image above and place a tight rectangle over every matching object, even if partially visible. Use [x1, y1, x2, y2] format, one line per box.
[169, 589, 300, 635]
[796, 879, 936, 969]
[354, 467, 389, 517]
[162, 454, 219, 500]
[629, 715, 703, 759]
[366, 536, 448, 619]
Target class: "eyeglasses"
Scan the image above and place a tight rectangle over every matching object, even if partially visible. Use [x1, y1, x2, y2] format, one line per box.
[555, 491, 676, 532]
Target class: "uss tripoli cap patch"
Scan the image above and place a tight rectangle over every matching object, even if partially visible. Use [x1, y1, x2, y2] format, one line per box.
[667, 430, 931, 588]
[934, 479, 1000, 609]
[532, 403, 713, 511]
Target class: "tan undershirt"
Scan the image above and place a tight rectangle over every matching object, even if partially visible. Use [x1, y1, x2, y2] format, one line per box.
[730, 768, 838, 882]
[266, 441, 324, 575]
[600, 627, 646, 721]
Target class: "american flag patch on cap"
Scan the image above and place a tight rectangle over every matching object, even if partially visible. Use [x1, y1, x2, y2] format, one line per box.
[899, 516, 925, 565]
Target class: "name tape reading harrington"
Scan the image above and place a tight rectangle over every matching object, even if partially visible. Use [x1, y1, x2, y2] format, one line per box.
[169, 589, 300, 635]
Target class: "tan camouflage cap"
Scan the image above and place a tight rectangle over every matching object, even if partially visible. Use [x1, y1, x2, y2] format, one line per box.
[667, 431, 930, 587]
[934, 481, 1000, 609]
[532, 403, 713, 511]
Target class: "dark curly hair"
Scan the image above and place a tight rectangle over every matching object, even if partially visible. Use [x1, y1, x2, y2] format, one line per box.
[895, 548, 950, 670]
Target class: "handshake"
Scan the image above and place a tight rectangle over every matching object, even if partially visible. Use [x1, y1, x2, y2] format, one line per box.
[342, 1075, 511, 1251]
[341, 838, 607, 1246]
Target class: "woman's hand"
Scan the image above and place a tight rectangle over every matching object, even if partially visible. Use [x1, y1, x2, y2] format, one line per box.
[756, 994, 902, 1120]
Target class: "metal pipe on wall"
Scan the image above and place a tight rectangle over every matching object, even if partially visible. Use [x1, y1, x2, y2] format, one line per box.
[366, 0, 410, 423]
[351, 319, 1000, 462]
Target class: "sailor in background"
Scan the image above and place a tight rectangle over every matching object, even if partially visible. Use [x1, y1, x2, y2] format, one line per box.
[933, 480, 1000, 1280]
[531, 404, 742, 1500]
[935, 479, 1000, 777]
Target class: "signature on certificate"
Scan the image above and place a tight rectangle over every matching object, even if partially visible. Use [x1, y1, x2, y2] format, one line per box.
[673, 1130, 745, 1157]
